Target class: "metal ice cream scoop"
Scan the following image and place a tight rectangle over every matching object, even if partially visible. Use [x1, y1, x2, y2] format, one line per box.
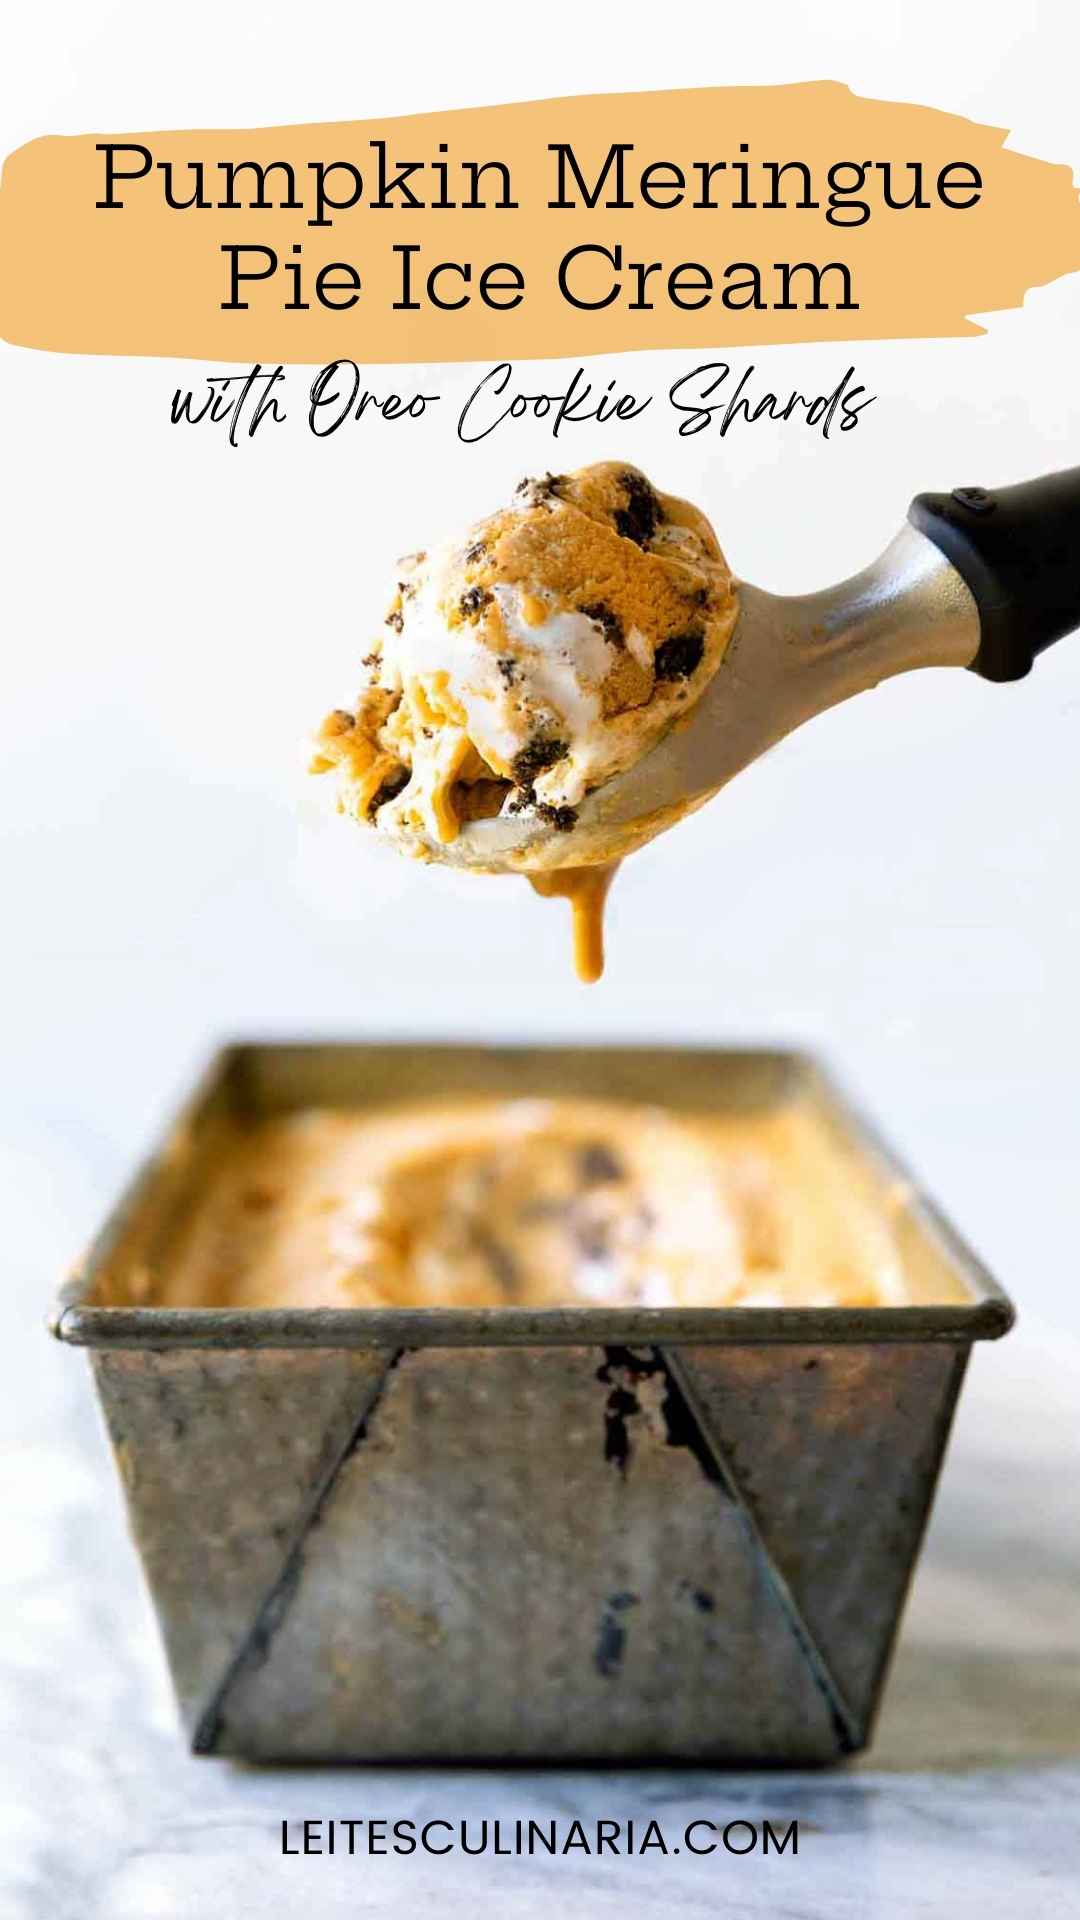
[402, 466, 1080, 873]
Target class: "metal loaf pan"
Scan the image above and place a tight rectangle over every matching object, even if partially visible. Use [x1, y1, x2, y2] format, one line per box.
[52, 1043, 1013, 1766]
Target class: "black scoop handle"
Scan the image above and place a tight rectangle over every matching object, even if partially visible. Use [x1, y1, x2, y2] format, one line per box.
[909, 467, 1080, 682]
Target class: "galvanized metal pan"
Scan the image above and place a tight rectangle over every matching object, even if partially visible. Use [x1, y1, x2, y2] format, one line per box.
[52, 1044, 1013, 1766]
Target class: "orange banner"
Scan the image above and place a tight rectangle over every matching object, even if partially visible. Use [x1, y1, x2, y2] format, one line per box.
[2, 83, 1078, 363]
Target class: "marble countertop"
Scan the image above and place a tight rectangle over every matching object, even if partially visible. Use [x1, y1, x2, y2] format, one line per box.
[6, 1176, 1080, 1919]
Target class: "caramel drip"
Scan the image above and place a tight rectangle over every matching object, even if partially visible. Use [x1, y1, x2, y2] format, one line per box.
[528, 862, 619, 983]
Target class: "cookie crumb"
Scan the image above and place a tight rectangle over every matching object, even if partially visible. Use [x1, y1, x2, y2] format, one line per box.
[613, 470, 663, 546]
[579, 601, 625, 647]
[536, 801, 578, 832]
[511, 737, 569, 785]
[579, 1142, 624, 1184]
[515, 473, 565, 508]
[459, 585, 493, 620]
[654, 627, 705, 680]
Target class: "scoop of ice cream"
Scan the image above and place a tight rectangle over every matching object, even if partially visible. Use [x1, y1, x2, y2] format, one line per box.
[311, 462, 738, 855]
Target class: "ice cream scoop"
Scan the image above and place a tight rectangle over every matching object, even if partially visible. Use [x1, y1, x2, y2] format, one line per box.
[313, 464, 1080, 976]
[379, 465, 1080, 871]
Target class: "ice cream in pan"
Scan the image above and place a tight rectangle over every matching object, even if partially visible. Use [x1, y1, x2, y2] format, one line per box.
[312, 461, 1080, 979]
[152, 1096, 911, 1312]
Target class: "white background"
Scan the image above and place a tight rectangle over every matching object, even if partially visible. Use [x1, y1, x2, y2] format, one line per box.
[2, 0, 1078, 1348]
[4, 9, 1080, 1916]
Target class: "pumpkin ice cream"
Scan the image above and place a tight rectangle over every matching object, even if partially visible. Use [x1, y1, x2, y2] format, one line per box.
[310, 462, 738, 978]
[150, 1097, 909, 1313]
